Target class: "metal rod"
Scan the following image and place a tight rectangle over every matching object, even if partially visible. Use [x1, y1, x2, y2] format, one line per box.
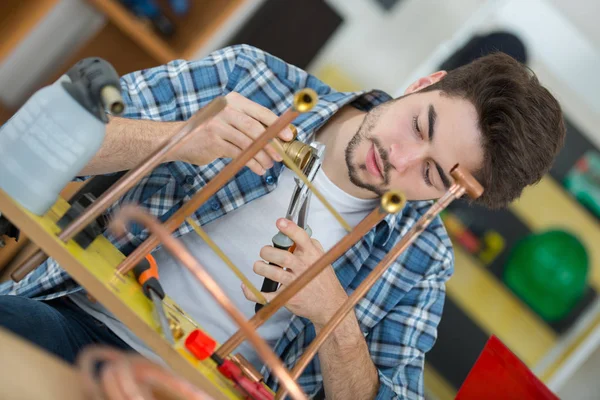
[10, 97, 227, 281]
[216, 190, 406, 358]
[186, 216, 267, 305]
[116, 89, 319, 276]
[275, 165, 484, 399]
[110, 205, 307, 400]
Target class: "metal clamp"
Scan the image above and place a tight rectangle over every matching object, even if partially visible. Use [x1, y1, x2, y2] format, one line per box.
[255, 141, 326, 312]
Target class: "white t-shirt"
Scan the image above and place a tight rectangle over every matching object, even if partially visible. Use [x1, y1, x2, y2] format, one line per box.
[70, 167, 378, 369]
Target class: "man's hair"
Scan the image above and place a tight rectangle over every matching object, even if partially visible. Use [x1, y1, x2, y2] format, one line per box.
[421, 52, 566, 208]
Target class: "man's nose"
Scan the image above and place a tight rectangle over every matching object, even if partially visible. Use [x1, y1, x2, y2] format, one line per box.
[389, 143, 425, 174]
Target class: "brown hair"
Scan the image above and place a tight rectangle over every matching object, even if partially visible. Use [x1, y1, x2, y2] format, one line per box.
[421, 52, 565, 208]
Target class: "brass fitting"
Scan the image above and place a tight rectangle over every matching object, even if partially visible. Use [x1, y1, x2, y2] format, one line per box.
[380, 190, 406, 214]
[273, 125, 313, 171]
[292, 88, 318, 113]
[168, 317, 184, 341]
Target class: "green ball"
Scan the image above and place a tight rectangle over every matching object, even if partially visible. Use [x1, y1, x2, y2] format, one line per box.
[504, 230, 588, 322]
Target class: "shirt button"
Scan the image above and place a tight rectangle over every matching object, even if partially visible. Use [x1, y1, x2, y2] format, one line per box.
[265, 175, 275, 185]
[185, 176, 195, 185]
[211, 201, 220, 210]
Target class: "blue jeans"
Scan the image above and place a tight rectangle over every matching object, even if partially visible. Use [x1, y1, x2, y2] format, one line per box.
[0, 295, 132, 364]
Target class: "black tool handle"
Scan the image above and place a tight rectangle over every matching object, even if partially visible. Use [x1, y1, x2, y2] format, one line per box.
[133, 255, 165, 300]
[255, 242, 291, 313]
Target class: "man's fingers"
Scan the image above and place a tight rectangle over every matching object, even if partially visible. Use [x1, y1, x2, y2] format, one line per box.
[220, 141, 265, 175]
[219, 122, 274, 169]
[276, 218, 313, 250]
[253, 260, 293, 285]
[227, 92, 294, 141]
[225, 109, 283, 162]
[258, 246, 296, 270]
[241, 283, 276, 304]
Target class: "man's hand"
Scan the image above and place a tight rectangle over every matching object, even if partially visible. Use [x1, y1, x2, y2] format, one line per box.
[176, 92, 294, 175]
[244, 218, 381, 399]
[242, 218, 348, 327]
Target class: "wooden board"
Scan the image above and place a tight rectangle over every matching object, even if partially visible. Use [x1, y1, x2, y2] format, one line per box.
[87, 0, 245, 61]
[0, 189, 255, 400]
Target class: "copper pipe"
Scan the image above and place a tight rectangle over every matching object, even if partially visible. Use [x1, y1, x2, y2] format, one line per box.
[109, 205, 307, 400]
[116, 88, 319, 275]
[216, 190, 406, 358]
[275, 165, 483, 399]
[9, 242, 49, 282]
[10, 97, 227, 282]
[230, 354, 263, 383]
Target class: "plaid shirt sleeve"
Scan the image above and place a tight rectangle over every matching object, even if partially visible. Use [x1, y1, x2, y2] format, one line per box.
[118, 46, 240, 122]
[370, 229, 454, 399]
[374, 277, 449, 399]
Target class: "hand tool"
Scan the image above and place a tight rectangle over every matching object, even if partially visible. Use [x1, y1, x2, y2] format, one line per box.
[134, 254, 175, 345]
[255, 141, 326, 313]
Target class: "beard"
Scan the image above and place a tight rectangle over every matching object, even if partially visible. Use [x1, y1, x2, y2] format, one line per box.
[344, 103, 392, 197]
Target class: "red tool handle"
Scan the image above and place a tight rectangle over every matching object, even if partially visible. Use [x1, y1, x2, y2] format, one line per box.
[218, 359, 273, 400]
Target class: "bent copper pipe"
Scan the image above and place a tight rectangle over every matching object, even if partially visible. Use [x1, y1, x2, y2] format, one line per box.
[116, 88, 319, 276]
[11, 97, 228, 282]
[275, 165, 483, 400]
[109, 205, 307, 400]
[216, 190, 407, 358]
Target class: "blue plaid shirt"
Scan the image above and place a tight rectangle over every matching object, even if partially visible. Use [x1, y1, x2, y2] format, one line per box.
[0, 45, 453, 399]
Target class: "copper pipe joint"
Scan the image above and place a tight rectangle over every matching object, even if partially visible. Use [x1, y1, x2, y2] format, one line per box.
[450, 164, 484, 199]
[380, 190, 406, 214]
[271, 125, 312, 170]
[116, 89, 319, 276]
[278, 138, 312, 170]
[110, 206, 307, 400]
[292, 89, 317, 112]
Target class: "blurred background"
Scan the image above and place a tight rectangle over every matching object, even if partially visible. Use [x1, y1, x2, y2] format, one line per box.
[1, 0, 600, 398]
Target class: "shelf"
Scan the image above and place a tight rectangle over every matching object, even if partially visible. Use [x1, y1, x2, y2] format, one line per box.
[0, 0, 59, 62]
[86, 0, 175, 63]
[46, 22, 163, 85]
[87, 0, 246, 62]
[165, 0, 246, 59]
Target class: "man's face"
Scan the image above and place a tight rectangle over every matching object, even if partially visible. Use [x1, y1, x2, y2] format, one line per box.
[345, 89, 484, 201]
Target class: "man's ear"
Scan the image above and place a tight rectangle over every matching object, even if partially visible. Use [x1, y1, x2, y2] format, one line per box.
[404, 70, 448, 95]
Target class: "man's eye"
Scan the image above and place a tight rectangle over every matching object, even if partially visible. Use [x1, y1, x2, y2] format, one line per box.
[412, 115, 422, 138]
[424, 163, 432, 186]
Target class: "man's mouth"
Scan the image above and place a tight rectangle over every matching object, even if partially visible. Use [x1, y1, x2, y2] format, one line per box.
[366, 144, 383, 179]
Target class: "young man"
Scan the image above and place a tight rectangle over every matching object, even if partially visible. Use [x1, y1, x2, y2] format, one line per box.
[0, 45, 564, 399]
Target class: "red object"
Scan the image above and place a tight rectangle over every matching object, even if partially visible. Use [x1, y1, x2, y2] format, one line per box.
[576, 157, 589, 172]
[456, 230, 481, 254]
[184, 329, 216, 361]
[457, 335, 559, 400]
[217, 359, 273, 400]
